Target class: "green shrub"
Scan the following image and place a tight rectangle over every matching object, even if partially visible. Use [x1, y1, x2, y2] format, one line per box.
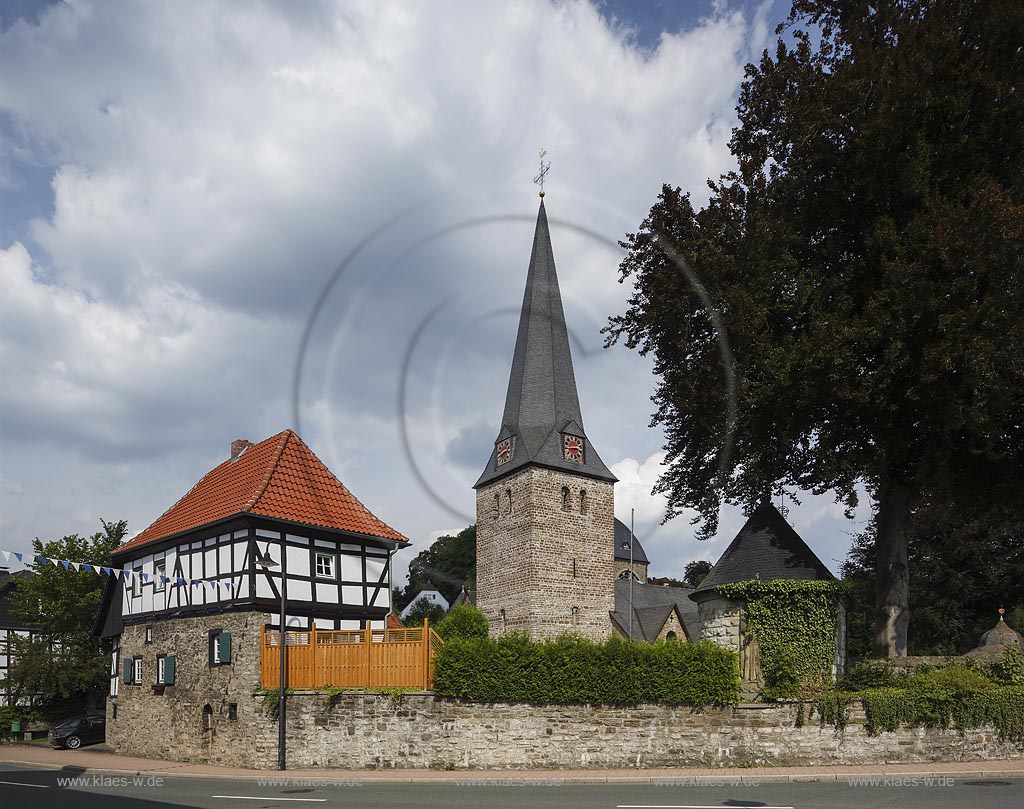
[836, 659, 903, 691]
[989, 647, 1024, 686]
[435, 604, 489, 642]
[433, 634, 739, 706]
[814, 658, 1024, 742]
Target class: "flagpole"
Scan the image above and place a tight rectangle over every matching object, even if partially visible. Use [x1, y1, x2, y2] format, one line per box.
[629, 507, 635, 640]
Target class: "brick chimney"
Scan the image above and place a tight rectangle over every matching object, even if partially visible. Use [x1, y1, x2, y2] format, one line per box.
[230, 439, 253, 462]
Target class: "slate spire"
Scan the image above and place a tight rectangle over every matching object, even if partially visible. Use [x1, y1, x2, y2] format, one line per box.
[475, 200, 615, 488]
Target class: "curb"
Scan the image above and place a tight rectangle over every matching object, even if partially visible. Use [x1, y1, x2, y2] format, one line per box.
[2, 756, 1024, 784]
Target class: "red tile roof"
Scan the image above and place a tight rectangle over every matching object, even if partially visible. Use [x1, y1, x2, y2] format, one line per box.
[117, 430, 407, 554]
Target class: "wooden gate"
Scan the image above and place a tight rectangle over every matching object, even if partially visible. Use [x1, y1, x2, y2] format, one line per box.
[261, 619, 443, 690]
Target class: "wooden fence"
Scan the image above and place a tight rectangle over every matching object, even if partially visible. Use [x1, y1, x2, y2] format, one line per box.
[260, 619, 443, 691]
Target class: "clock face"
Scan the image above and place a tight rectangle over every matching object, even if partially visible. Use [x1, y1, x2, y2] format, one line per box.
[495, 438, 513, 466]
[562, 434, 584, 463]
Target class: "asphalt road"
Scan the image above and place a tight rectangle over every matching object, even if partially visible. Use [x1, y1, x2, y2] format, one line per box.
[1, 764, 1023, 809]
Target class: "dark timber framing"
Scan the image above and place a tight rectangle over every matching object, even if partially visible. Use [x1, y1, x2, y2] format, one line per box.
[111, 514, 399, 631]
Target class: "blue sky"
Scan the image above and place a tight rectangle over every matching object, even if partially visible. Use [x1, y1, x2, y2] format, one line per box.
[0, 0, 869, 588]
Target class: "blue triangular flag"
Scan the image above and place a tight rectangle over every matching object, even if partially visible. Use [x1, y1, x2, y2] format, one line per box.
[61, 560, 71, 570]
[37, 556, 48, 565]
[13, 552, 23, 562]
[82, 563, 92, 573]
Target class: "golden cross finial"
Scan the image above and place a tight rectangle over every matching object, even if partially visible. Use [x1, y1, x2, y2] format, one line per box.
[533, 149, 550, 197]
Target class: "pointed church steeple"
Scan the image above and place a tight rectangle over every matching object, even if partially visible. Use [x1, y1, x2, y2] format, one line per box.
[475, 200, 616, 488]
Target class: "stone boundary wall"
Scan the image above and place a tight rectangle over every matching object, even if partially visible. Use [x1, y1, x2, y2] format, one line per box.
[109, 691, 1024, 770]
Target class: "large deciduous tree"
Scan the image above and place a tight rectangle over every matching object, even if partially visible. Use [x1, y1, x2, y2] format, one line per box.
[5, 520, 126, 719]
[606, 0, 1024, 656]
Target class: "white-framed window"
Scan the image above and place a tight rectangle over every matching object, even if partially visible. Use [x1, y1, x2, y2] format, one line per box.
[155, 560, 167, 591]
[145, 626, 153, 644]
[315, 552, 337, 580]
[132, 657, 143, 684]
[157, 655, 165, 683]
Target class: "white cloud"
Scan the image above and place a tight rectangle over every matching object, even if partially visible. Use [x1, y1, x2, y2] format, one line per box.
[0, 1, 802, 580]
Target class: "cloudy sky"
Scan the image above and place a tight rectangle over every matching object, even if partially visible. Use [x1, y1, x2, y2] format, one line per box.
[0, 0, 871, 588]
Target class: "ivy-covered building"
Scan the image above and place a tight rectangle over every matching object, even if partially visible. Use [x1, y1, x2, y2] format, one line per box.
[689, 500, 847, 696]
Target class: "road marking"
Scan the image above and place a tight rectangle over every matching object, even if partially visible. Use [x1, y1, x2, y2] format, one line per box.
[212, 797, 326, 803]
[0, 780, 50, 788]
[617, 806, 794, 809]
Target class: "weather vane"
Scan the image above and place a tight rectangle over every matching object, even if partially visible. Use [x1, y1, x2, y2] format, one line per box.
[533, 149, 550, 197]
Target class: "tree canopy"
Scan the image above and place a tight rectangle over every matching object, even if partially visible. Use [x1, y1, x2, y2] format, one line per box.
[683, 560, 713, 588]
[606, 0, 1024, 656]
[394, 525, 475, 611]
[5, 520, 126, 720]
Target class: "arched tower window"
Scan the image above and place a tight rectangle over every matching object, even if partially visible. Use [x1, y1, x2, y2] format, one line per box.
[202, 704, 213, 733]
[505, 489, 512, 515]
[666, 631, 678, 641]
[494, 493, 500, 519]
[579, 489, 588, 514]
[561, 486, 571, 511]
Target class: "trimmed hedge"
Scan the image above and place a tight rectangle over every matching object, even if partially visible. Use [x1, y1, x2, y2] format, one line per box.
[433, 633, 739, 706]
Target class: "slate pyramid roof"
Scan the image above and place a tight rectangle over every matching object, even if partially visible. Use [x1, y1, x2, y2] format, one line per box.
[691, 500, 834, 598]
[475, 200, 615, 488]
[115, 429, 407, 555]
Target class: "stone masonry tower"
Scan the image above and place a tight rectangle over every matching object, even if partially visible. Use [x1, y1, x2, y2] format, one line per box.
[474, 200, 616, 641]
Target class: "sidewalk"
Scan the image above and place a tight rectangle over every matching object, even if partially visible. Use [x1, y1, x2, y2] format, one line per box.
[2, 743, 1023, 783]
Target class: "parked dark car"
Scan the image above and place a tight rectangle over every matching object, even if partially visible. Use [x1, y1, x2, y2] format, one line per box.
[48, 714, 105, 749]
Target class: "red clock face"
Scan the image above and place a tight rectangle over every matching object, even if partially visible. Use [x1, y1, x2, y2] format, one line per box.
[496, 438, 513, 466]
[563, 434, 584, 462]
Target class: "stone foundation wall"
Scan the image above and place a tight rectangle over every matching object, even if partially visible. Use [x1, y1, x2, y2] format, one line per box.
[106, 610, 269, 766]
[110, 690, 1024, 770]
[695, 596, 741, 653]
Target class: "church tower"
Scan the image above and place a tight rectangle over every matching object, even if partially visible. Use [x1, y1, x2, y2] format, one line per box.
[474, 199, 616, 641]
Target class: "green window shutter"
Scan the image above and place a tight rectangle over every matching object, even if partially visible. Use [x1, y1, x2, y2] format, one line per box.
[122, 658, 132, 683]
[218, 631, 232, 664]
[164, 655, 175, 685]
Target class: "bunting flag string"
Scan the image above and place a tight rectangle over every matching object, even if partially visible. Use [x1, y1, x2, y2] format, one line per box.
[0, 547, 233, 590]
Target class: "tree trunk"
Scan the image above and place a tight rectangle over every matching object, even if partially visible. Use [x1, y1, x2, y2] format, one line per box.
[874, 483, 911, 657]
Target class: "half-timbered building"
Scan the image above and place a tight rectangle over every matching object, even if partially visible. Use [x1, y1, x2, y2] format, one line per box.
[97, 429, 408, 762]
